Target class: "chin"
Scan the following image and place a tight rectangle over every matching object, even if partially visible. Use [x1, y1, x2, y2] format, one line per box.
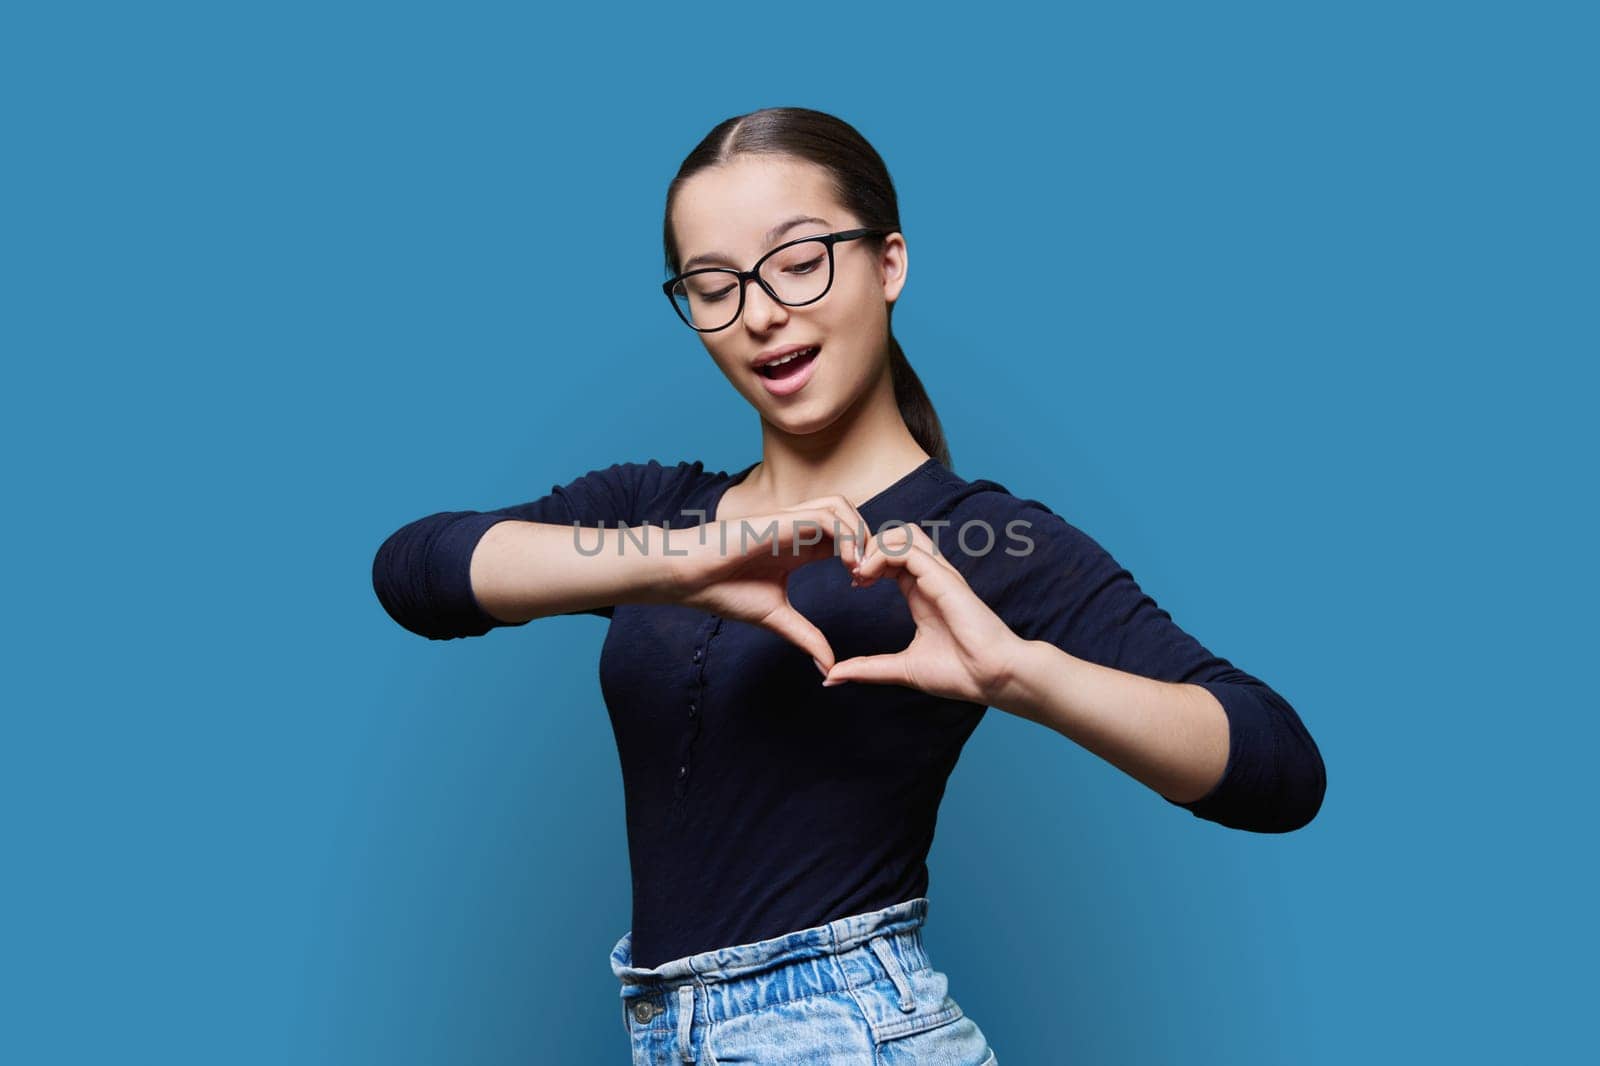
[763, 398, 847, 436]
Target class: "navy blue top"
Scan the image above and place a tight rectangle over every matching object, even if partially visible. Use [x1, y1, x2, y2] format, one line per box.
[371, 457, 1325, 967]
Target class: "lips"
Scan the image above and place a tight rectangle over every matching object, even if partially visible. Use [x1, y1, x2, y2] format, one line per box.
[754, 344, 821, 398]
[757, 345, 820, 378]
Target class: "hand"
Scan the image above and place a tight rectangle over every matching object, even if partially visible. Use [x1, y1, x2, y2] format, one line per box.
[823, 522, 1027, 704]
[662, 495, 872, 675]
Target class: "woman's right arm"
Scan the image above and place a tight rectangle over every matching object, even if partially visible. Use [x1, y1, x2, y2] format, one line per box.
[371, 461, 870, 663]
[370, 461, 680, 641]
[468, 520, 677, 624]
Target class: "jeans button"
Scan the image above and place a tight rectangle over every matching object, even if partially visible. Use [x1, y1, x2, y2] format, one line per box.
[632, 1000, 657, 1024]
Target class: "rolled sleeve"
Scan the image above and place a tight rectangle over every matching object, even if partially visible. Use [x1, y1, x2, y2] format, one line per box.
[954, 492, 1326, 833]
[371, 459, 689, 640]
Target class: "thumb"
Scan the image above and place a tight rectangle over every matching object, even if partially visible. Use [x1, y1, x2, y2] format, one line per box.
[823, 653, 911, 688]
[758, 602, 836, 673]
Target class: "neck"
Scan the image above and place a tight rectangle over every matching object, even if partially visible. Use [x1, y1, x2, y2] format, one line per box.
[745, 359, 932, 509]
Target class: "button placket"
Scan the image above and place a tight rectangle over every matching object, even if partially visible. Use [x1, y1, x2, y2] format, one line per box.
[673, 616, 723, 803]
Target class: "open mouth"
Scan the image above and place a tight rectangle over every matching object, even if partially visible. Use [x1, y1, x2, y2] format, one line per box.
[758, 345, 820, 380]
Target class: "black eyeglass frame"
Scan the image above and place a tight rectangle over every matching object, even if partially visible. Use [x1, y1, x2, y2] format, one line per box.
[662, 227, 897, 333]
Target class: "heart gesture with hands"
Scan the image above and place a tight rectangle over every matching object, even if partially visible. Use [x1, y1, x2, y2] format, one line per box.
[825, 522, 1025, 705]
[661, 499, 1025, 705]
[662, 495, 873, 675]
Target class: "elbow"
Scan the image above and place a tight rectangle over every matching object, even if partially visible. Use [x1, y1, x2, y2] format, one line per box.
[1260, 752, 1324, 832]
[1271, 744, 1326, 834]
[370, 515, 490, 642]
[1256, 697, 1327, 834]
[1181, 680, 1327, 834]
[1205, 746, 1325, 835]
[371, 526, 439, 640]
[1268, 689, 1326, 833]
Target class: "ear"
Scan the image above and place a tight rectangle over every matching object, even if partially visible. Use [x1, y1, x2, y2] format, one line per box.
[879, 233, 908, 305]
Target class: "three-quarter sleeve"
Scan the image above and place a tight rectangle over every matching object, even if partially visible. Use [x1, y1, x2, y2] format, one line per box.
[959, 495, 1326, 833]
[371, 460, 674, 641]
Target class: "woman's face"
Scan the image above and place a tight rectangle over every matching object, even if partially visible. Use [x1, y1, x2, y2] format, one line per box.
[669, 155, 907, 435]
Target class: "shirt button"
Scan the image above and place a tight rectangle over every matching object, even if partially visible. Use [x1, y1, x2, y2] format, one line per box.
[677, 765, 687, 778]
[688, 702, 698, 717]
[632, 1000, 657, 1023]
[692, 649, 702, 662]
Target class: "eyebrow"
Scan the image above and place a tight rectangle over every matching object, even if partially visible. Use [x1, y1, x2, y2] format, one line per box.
[681, 215, 832, 272]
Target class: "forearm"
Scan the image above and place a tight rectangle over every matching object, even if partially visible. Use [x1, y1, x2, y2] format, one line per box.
[988, 638, 1231, 804]
[470, 520, 680, 623]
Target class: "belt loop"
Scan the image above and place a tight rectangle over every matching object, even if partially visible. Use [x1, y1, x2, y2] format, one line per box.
[677, 983, 696, 1061]
[868, 936, 916, 1013]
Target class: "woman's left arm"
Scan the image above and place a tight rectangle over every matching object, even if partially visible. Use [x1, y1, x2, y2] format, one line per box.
[986, 638, 1234, 810]
[828, 508, 1326, 834]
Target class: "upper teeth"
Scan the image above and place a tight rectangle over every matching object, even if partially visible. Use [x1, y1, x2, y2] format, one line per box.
[765, 346, 815, 368]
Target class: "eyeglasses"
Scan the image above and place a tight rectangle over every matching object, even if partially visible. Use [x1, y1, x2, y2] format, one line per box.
[662, 227, 895, 333]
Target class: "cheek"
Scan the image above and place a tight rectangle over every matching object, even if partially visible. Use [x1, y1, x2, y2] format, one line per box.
[822, 299, 889, 374]
[706, 345, 745, 380]
[829, 278, 890, 340]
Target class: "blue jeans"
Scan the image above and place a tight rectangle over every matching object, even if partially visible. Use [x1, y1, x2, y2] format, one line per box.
[609, 896, 997, 1065]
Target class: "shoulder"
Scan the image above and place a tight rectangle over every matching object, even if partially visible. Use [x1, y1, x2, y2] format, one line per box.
[916, 465, 1093, 552]
[564, 456, 715, 492]
[560, 456, 741, 523]
[913, 465, 1118, 585]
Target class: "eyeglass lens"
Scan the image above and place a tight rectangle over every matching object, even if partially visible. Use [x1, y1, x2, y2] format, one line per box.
[670, 239, 831, 331]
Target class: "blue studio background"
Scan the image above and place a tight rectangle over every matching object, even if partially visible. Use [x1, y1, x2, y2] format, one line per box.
[4, 2, 1594, 1063]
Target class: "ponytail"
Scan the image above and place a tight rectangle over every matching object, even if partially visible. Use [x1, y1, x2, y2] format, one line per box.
[887, 334, 951, 470]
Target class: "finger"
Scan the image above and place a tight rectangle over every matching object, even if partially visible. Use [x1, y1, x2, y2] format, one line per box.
[892, 521, 961, 575]
[857, 523, 909, 578]
[823, 652, 912, 688]
[792, 507, 860, 570]
[856, 540, 951, 589]
[858, 524, 959, 587]
[757, 600, 837, 673]
[860, 521, 937, 566]
[871, 547, 971, 612]
[733, 509, 838, 563]
[810, 505, 868, 572]
[855, 527, 902, 585]
[821, 495, 872, 571]
[785, 494, 872, 542]
[783, 499, 871, 570]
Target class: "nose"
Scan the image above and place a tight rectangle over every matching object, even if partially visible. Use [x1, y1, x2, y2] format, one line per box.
[740, 276, 789, 331]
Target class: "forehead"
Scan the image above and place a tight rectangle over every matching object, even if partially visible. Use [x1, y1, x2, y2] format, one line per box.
[673, 156, 845, 259]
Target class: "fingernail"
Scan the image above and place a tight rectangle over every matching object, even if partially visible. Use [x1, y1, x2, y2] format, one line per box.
[813, 658, 827, 677]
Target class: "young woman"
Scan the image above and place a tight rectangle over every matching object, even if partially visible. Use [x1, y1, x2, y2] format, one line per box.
[372, 106, 1326, 1065]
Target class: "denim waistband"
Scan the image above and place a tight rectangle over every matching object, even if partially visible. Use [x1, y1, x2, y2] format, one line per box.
[610, 896, 932, 1029]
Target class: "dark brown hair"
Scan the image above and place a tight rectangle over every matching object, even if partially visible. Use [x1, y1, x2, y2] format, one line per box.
[662, 107, 952, 470]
